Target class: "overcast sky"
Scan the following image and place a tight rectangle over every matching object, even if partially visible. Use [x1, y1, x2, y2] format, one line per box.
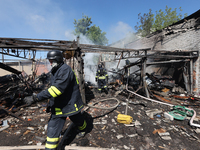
[0, 0, 199, 44]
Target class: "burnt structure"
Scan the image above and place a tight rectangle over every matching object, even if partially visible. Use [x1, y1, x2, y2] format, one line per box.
[111, 9, 200, 96]
[0, 10, 200, 101]
[0, 37, 198, 102]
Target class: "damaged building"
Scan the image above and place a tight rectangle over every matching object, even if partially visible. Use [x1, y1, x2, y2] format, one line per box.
[123, 9, 200, 96]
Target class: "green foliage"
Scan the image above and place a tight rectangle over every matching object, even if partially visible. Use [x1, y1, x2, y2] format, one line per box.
[135, 9, 154, 37]
[87, 25, 108, 45]
[73, 14, 108, 45]
[135, 6, 188, 37]
[152, 6, 187, 31]
[73, 15, 92, 36]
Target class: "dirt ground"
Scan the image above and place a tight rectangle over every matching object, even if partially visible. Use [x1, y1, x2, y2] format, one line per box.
[0, 88, 200, 150]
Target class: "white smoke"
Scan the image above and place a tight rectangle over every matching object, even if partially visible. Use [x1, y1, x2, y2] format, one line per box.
[76, 34, 100, 85]
[84, 53, 100, 85]
[64, 22, 139, 85]
[105, 21, 140, 75]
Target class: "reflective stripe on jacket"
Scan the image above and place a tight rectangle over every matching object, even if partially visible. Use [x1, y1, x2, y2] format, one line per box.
[95, 68, 108, 79]
[37, 63, 83, 117]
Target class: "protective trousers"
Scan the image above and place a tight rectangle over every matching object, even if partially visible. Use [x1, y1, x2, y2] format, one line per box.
[45, 112, 86, 150]
[98, 79, 107, 92]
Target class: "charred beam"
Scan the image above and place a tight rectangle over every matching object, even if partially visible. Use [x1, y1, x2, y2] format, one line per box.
[0, 62, 21, 75]
[144, 59, 190, 66]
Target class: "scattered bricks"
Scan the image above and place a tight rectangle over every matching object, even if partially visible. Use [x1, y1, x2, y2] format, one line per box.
[0, 125, 9, 132]
[111, 119, 117, 124]
[158, 132, 172, 140]
[15, 130, 21, 135]
[127, 134, 138, 138]
[164, 112, 174, 121]
[161, 136, 172, 141]
[27, 127, 34, 130]
[134, 120, 141, 126]
[195, 128, 200, 134]
[153, 128, 166, 134]
[35, 136, 46, 143]
[28, 141, 33, 144]
[123, 145, 129, 149]
[116, 134, 123, 139]
[124, 124, 134, 127]
[93, 120, 107, 124]
[145, 109, 162, 119]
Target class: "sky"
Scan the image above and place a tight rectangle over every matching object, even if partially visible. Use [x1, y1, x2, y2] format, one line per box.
[0, 0, 200, 60]
[1, 0, 199, 43]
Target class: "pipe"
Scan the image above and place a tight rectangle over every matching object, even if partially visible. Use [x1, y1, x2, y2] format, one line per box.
[187, 108, 200, 128]
[126, 84, 174, 107]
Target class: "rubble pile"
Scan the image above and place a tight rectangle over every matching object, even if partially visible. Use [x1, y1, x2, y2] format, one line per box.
[0, 72, 50, 117]
[0, 65, 200, 149]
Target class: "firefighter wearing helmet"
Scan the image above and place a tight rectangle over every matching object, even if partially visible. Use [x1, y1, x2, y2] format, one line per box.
[23, 50, 90, 150]
[95, 63, 108, 94]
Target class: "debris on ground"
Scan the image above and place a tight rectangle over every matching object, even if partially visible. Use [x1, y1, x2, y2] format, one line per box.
[0, 66, 200, 149]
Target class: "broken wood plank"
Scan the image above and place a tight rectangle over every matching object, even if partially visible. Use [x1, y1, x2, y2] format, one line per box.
[153, 94, 176, 105]
[0, 125, 9, 132]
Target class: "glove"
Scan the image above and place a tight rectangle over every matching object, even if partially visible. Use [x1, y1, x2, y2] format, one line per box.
[95, 78, 97, 82]
[32, 93, 39, 101]
[106, 76, 108, 82]
[23, 93, 38, 106]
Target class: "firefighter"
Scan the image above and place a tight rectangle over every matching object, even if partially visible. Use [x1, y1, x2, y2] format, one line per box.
[23, 50, 88, 150]
[95, 63, 108, 94]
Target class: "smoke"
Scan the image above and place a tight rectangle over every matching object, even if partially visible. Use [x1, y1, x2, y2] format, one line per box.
[107, 21, 136, 45]
[105, 21, 141, 76]
[76, 34, 100, 85]
[64, 22, 140, 85]
[84, 53, 100, 85]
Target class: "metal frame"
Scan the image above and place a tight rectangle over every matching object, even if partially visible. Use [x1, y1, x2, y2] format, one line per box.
[0, 37, 199, 97]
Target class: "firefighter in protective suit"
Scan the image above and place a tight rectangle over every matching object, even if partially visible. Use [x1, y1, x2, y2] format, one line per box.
[95, 63, 108, 94]
[23, 50, 88, 150]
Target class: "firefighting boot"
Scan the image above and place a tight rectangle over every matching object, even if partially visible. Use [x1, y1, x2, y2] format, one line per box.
[105, 87, 108, 94]
[76, 112, 93, 139]
[99, 89, 102, 94]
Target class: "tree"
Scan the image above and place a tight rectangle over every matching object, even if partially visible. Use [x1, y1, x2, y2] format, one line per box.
[134, 9, 154, 37]
[135, 6, 188, 37]
[73, 15, 92, 36]
[73, 14, 108, 45]
[152, 6, 187, 31]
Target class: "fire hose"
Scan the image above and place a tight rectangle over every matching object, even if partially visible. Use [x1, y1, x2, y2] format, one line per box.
[86, 98, 120, 110]
[125, 84, 200, 128]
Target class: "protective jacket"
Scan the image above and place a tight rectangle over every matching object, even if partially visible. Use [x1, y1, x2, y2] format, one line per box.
[95, 67, 108, 92]
[37, 63, 83, 118]
[95, 67, 108, 81]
